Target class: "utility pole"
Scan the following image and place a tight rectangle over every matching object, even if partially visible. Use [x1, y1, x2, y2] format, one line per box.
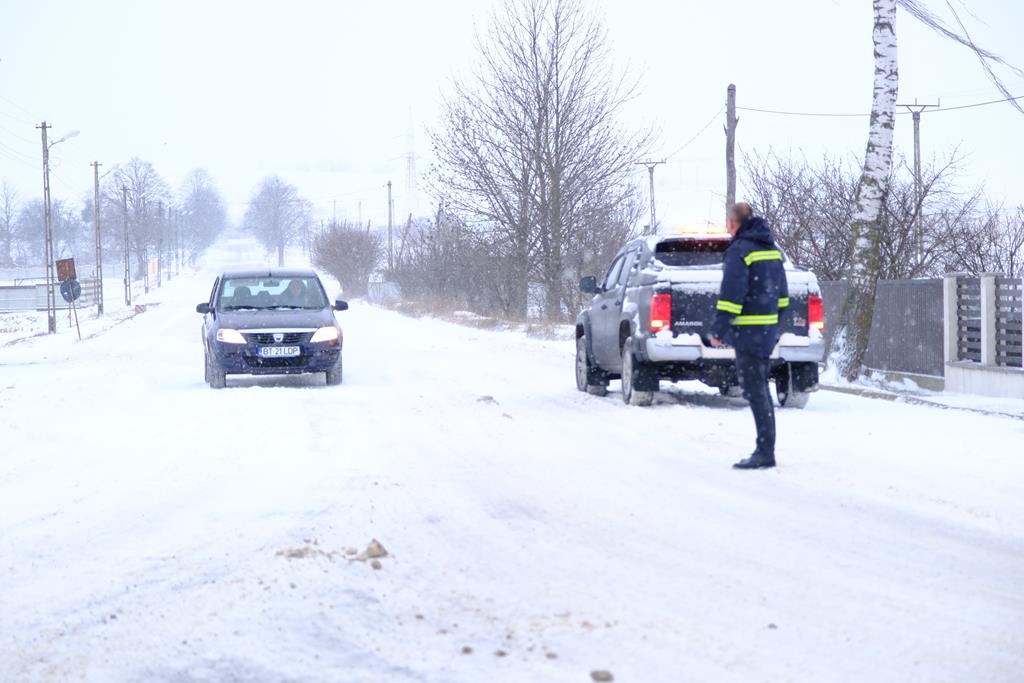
[37, 122, 57, 333]
[635, 160, 665, 235]
[725, 83, 738, 216]
[387, 180, 393, 272]
[122, 185, 131, 306]
[174, 208, 180, 277]
[91, 161, 103, 315]
[156, 201, 163, 288]
[898, 100, 940, 258]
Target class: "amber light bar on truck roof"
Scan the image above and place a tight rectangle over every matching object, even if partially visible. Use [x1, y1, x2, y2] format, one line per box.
[672, 225, 730, 237]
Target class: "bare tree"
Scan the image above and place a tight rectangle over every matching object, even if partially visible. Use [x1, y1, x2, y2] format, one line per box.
[243, 176, 311, 267]
[946, 205, 1024, 277]
[104, 157, 172, 278]
[15, 199, 46, 265]
[311, 220, 384, 297]
[745, 149, 977, 280]
[0, 180, 18, 266]
[180, 168, 228, 260]
[745, 152, 858, 280]
[391, 207, 525, 317]
[431, 0, 649, 321]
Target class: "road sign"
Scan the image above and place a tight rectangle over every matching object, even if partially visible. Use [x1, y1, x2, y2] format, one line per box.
[60, 278, 82, 303]
[56, 258, 77, 283]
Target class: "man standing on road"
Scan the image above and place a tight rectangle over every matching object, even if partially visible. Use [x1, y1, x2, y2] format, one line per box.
[709, 203, 789, 470]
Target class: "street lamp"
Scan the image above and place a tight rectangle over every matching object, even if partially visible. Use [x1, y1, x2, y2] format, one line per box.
[37, 122, 79, 334]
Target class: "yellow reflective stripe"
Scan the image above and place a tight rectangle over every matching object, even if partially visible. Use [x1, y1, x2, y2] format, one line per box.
[732, 314, 779, 326]
[778, 297, 790, 308]
[716, 300, 743, 314]
[744, 250, 783, 266]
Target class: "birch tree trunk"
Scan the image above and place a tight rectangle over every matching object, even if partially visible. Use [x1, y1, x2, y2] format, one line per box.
[830, 0, 899, 380]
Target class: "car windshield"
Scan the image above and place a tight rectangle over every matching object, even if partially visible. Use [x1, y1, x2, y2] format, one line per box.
[654, 238, 733, 267]
[218, 276, 328, 311]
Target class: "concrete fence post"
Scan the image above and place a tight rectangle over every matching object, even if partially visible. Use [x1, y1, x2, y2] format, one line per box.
[979, 274, 997, 367]
[942, 274, 959, 365]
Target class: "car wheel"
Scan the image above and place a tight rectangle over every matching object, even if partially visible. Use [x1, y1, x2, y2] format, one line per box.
[326, 358, 343, 386]
[575, 335, 607, 396]
[207, 352, 226, 389]
[621, 336, 655, 406]
[775, 370, 809, 409]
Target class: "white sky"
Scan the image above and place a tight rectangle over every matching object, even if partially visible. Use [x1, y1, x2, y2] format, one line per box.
[1, 0, 1022, 230]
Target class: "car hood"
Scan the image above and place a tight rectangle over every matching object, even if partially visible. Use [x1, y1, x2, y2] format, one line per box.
[216, 308, 337, 330]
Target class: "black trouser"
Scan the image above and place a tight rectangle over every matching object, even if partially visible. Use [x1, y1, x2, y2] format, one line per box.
[736, 351, 775, 457]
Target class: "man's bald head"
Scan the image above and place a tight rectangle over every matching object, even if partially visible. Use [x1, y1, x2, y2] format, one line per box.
[726, 202, 754, 235]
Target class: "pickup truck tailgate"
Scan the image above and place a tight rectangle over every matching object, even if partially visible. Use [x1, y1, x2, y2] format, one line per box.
[666, 283, 810, 341]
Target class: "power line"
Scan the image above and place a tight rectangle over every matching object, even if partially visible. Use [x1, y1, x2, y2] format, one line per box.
[736, 106, 873, 118]
[930, 94, 1024, 112]
[736, 93, 1023, 118]
[0, 137, 37, 163]
[0, 121, 37, 146]
[665, 106, 725, 159]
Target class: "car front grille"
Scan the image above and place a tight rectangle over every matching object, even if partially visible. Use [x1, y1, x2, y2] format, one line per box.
[245, 356, 310, 369]
[243, 332, 312, 344]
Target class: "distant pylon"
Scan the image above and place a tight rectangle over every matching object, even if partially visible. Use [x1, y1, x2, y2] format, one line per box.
[405, 109, 417, 217]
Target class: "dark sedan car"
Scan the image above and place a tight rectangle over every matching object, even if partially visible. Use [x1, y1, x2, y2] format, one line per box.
[197, 269, 348, 388]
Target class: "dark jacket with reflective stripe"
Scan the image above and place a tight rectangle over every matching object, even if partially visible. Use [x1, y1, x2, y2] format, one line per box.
[710, 216, 789, 357]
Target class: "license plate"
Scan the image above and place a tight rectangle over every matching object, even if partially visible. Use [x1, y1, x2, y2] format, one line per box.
[258, 346, 300, 358]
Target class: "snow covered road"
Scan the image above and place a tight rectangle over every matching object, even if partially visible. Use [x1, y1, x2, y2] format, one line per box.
[2, 237, 1023, 682]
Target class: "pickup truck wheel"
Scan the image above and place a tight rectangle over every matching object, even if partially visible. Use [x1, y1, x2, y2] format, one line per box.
[775, 371, 810, 409]
[719, 385, 744, 398]
[621, 337, 655, 406]
[576, 336, 608, 396]
[206, 351, 226, 390]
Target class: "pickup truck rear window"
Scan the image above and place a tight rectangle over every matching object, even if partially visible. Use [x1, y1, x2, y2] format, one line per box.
[654, 239, 731, 267]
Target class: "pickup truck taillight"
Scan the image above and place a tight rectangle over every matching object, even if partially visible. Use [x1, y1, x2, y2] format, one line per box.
[808, 294, 824, 332]
[650, 293, 672, 332]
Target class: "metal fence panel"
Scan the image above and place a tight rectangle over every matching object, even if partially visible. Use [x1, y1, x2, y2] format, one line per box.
[995, 276, 1023, 368]
[819, 279, 945, 377]
[956, 276, 982, 363]
[0, 285, 39, 312]
[0, 279, 98, 313]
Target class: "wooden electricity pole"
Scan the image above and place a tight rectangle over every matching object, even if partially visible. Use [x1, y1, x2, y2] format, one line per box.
[725, 84, 738, 217]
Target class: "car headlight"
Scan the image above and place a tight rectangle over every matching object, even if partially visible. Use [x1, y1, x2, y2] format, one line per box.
[216, 328, 247, 344]
[310, 326, 341, 344]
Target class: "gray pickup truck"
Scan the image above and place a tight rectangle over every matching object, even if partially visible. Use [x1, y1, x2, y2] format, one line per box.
[575, 232, 825, 407]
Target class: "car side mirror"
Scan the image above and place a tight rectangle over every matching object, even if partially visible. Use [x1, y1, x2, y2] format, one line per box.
[196, 303, 211, 314]
[579, 276, 598, 294]
[335, 300, 349, 311]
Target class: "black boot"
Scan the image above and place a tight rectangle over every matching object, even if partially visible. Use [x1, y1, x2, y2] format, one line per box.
[733, 452, 776, 469]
